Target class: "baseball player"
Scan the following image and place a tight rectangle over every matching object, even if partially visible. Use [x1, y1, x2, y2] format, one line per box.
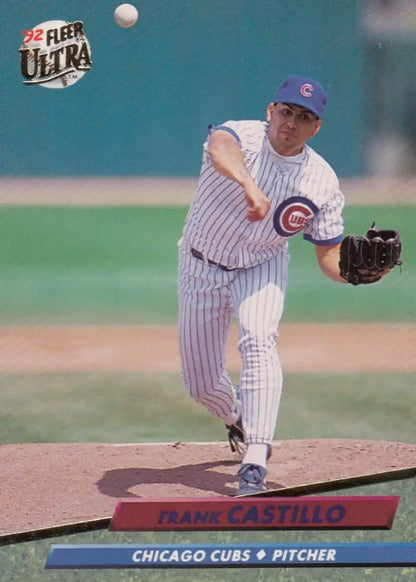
[177, 75, 390, 496]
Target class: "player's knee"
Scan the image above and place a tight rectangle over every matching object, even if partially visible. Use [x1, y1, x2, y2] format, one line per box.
[238, 332, 278, 361]
[180, 369, 220, 400]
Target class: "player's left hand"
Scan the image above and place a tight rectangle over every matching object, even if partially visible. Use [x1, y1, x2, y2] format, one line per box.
[339, 223, 402, 285]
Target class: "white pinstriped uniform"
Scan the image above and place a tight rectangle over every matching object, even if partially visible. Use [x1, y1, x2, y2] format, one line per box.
[178, 119, 344, 445]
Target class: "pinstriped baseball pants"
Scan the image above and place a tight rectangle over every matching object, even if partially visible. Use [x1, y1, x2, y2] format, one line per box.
[178, 240, 289, 445]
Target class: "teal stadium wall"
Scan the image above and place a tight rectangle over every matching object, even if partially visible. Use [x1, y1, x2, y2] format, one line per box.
[2, 0, 364, 177]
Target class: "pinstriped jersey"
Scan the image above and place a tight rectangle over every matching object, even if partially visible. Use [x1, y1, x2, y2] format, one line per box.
[183, 119, 344, 269]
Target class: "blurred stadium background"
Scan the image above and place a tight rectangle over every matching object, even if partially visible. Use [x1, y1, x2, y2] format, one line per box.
[1, 0, 416, 181]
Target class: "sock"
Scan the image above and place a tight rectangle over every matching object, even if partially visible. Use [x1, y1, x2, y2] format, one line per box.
[242, 444, 268, 469]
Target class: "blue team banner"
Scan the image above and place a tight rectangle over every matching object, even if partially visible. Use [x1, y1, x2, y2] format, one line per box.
[45, 542, 416, 569]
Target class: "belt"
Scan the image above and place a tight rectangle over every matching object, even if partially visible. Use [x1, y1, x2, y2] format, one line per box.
[191, 248, 238, 271]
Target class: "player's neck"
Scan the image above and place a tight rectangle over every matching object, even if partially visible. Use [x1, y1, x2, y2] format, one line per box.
[275, 143, 304, 157]
[267, 138, 305, 159]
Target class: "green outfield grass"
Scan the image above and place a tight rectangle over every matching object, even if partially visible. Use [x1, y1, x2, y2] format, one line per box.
[1, 205, 414, 324]
[1, 372, 414, 445]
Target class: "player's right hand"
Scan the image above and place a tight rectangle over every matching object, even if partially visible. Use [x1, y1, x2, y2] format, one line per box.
[245, 185, 270, 222]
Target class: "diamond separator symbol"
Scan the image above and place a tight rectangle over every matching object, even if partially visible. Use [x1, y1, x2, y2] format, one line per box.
[256, 549, 266, 560]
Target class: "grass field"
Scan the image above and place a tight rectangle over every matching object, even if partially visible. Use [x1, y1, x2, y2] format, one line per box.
[1, 205, 414, 324]
[1, 372, 415, 445]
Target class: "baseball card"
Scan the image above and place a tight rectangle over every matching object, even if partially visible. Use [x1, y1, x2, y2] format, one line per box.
[1, 1, 415, 580]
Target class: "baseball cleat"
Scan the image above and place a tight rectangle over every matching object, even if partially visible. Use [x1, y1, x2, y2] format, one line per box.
[226, 417, 246, 454]
[236, 463, 267, 496]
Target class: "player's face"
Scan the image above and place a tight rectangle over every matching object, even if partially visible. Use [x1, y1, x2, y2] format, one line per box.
[267, 103, 322, 156]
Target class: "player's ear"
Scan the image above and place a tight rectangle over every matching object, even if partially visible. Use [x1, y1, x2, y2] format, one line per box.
[266, 103, 275, 122]
[312, 119, 322, 137]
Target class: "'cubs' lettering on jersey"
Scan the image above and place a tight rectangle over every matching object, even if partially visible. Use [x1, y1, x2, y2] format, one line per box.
[273, 196, 319, 237]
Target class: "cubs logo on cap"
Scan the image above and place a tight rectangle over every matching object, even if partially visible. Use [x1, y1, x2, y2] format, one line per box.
[273, 196, 318, 237]
[274, 75, 327, 118]
[300, 83, 313, 98]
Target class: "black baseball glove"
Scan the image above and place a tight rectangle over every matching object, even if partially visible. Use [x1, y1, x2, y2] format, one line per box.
[339, 223, 402, 285]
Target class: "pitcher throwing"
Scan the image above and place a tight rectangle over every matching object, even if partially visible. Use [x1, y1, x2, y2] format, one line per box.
[177, 75, 396, 496]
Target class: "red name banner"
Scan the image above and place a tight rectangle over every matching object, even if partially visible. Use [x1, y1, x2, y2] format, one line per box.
[110, 496, 399, 531]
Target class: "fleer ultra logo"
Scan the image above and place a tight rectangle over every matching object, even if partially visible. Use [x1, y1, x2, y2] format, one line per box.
[19, 21, 92, 89]
[273, 196, 318, 237]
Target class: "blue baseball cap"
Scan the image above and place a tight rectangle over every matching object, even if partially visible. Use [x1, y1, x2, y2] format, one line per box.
[274, 75, 328, 118]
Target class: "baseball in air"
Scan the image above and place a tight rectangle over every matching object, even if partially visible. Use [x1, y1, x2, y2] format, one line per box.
[114, 4, 139, 28]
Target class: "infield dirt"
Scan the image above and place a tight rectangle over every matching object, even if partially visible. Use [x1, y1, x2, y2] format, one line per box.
[0, 323, 414, 373]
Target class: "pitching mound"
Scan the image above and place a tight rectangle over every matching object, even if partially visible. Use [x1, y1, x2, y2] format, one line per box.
[1, 439, 415, 544]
